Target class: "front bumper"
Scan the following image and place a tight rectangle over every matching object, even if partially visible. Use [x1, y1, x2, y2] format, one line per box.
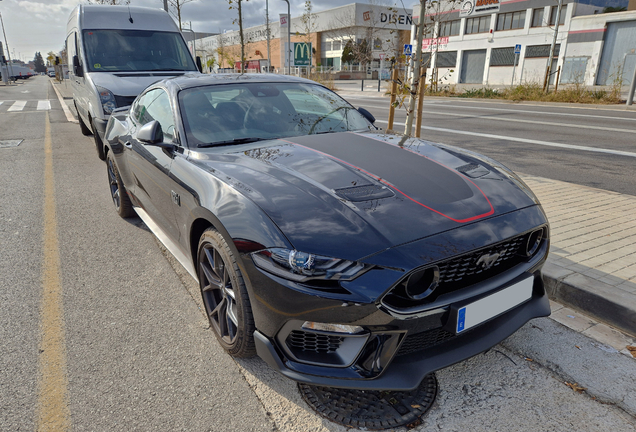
[252, 269, 549, 390]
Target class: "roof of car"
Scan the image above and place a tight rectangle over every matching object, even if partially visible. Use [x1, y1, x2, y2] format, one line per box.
[169, 73, 322, 91]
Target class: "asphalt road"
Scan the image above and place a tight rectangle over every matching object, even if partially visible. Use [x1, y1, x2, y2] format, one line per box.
[343, 91, 636, 196]
[1, 76, 635, 431]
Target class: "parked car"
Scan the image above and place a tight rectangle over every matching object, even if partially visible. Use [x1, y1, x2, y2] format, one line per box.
[67, 4, 201, 161]
[103, 73, 550, 390]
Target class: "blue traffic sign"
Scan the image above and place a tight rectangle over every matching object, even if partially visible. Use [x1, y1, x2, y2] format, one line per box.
[403, 44, 413, 56]
[514, 44, 521, 54]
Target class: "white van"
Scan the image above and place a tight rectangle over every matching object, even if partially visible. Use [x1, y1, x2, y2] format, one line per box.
[66, 5, 201, 159]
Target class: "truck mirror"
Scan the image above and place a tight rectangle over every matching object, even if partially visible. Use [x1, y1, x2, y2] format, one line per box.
[73, 55, 83, 77]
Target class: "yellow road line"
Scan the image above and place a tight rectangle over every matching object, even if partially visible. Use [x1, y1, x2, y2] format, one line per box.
[37, 111, 71, 431]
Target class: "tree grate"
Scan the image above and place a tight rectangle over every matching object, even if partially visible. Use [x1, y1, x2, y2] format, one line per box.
[298, 374, 438, 430]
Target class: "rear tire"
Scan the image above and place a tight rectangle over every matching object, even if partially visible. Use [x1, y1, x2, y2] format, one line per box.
[197, 229, 256, 358]
[106, 152, 135, 218]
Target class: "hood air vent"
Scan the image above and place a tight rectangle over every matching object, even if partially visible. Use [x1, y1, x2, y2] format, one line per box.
[334, 184, 394, 202]
[456, 163, 490, 178]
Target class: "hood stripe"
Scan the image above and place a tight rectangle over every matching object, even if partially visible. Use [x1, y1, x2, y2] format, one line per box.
[280, 138, 494, 224]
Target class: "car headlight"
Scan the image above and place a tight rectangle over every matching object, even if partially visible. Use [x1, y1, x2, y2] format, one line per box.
[96, 85, 117, 115]
[252, 248, 369, 282]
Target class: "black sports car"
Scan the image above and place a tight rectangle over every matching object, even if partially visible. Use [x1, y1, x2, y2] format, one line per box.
[103, 73, 550, 390]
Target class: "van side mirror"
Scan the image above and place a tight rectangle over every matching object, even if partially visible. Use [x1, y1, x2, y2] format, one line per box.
[196, 56, 203, 73]
[357, 107, 375, 124]
[73, 55, 83, 77]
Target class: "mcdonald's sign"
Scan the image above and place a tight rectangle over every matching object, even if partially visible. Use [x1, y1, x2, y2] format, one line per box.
[293, 42, 312, 66]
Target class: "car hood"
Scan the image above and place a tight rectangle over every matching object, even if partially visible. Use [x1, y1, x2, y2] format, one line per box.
[88, 72, 183, 96]
[193, 132, 539, 261]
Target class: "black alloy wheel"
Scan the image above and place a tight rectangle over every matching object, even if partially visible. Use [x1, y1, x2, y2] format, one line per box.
[197, 229, 255, 358]
[106, 152, 135, 218]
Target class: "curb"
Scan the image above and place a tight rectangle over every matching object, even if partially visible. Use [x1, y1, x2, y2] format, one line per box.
[543, 260, 636, 338]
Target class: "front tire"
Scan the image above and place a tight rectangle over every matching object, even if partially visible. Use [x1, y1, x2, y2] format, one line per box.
[92, 120, 106, 161]
[106, 152, 135, 218]
[197, 229, 256, 358]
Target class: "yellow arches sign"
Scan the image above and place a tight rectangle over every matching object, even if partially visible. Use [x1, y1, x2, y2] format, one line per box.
[294, 42, 312, 66]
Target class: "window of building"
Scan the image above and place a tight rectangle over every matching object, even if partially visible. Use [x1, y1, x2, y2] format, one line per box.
[490, 47, 517, 66]
[332, 40, 342, 51]
[496, 11, 526, 31]
[321, 41, 331, 52]
[373, 38, 382, 50]
[531, 8, 544, 27]
[525, 44, 560, 58]
[465, 16, 491, 34]
[421, 52, 432, 68]
[436, 51, 457, 68]
[550, 5, 566, 26]
[439, 20, 461, 37]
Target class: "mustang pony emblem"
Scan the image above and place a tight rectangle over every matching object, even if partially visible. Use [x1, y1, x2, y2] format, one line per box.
[476, 251, 504, 270]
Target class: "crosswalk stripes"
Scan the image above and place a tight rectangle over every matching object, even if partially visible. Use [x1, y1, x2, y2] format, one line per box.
[0, 100, 53, 112]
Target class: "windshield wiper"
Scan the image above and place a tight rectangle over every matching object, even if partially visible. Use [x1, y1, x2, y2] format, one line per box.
[198, 137, 268, 148]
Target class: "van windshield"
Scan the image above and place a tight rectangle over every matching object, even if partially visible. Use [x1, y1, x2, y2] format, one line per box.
[82, 29, 197, 72]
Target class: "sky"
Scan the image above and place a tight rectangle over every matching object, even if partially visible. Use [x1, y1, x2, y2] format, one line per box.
[0, 0, 379, 63]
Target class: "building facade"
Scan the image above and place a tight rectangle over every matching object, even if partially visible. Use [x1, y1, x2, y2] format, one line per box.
[411, 0, 635, 87]
[191, 3, 413, 74]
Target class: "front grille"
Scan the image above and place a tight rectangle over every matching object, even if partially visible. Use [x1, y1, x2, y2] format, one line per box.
[396, 328, 456, 357]
[114, 95, 137, 108]
[286, 330, 344, 354]
[382, 232, 533, 311]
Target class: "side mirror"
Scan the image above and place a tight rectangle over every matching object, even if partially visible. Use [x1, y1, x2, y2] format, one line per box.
[73, 55, 83, 77]
[138, 121, 164, 144]
[357, 107, 375, 124]
[196, 56, 203, 73]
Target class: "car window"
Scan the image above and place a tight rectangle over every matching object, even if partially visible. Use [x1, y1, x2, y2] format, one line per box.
[179, 82, 372, 147]
[131, 89, 159, 125]
[140, 90, 176, 142]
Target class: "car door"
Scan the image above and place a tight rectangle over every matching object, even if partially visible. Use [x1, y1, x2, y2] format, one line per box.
[125, 88, 179, 239]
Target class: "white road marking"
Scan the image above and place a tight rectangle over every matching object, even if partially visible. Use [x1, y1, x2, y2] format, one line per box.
[37, 100, 51, 110]
[375, 120, 636, 158]
[0, 101, 4, 106]
[417, 109, 636, 134]
[431, 103, 636, 122]
[448, 98, 636, 114]
[50, 82, 78, 123]
[8, 100, 27, 111]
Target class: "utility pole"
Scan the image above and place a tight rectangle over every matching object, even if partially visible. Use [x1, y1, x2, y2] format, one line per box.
[0, 10, 14, 84]
[544, 0, 562, 93]
[282, 0, 291, 74]
[404, 0, 426, 137]
[266, 0, 271, 73]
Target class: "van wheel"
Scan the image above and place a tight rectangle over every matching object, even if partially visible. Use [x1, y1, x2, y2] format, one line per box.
[76, 103, 93, 136]
[92, 120, 106, 161]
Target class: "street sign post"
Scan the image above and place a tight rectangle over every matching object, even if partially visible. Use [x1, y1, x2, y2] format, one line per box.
[403, 44, 412, 56]
[512, 44, 521, 86]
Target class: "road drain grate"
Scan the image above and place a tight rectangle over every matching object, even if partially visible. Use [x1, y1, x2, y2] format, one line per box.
[299, 374, 438, 430]
[0, 140, 23, 148]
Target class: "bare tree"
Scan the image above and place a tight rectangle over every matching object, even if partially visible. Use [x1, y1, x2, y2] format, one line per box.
[228, 0, 252, 72]
[162, 0, 197, 31]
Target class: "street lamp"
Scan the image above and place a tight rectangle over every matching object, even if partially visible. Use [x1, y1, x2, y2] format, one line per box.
[281, 0, 290, 74]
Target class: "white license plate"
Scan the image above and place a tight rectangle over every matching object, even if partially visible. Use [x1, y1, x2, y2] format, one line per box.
[456, 277, 534, 333]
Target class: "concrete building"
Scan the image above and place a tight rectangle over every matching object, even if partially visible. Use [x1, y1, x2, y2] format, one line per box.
[411, 0, 635, 87]
[190, 3, 413, 76]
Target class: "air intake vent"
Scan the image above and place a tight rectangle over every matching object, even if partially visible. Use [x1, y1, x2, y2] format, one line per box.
[456, 163, 490, 178]
[334, 184, 394, 202]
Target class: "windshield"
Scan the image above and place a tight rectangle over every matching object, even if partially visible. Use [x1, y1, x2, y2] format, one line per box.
[82, 30, 197, 72]
[179, 82, 373, 147]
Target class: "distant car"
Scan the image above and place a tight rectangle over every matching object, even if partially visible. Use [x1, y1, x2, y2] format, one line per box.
[103, 73, 550, 390]
[48, 70, 56, 77]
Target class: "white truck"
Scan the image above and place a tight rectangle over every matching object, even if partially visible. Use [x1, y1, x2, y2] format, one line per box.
[67, 5, 201, 160]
